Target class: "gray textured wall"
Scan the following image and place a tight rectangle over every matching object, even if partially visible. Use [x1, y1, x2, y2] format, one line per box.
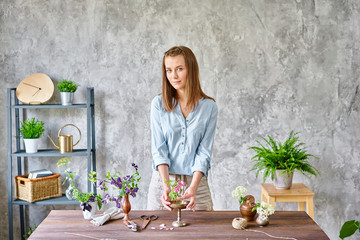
[1, 0, 359, 239]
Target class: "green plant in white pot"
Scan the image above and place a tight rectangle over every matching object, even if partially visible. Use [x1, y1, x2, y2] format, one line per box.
[57, 79, 78, 105]
[249, 131, 319, 189]
[19, 118, 45, 153]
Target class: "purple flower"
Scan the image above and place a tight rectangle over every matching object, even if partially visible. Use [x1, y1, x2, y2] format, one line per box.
[115, 199, 122, 208]
[88, 195, 96, 202]
[125, 187, 131, 195]
[132, 163, 138, 171]
[130, 188, 138, 197]
[98, 180, 105, 190]
[101, 193, 110, 204]
[111, 177, 116, 185]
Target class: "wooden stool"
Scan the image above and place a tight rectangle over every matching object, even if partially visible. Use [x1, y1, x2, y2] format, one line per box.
[261, 183, 315, 220]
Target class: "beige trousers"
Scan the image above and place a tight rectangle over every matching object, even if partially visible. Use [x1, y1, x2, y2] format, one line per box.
[147, 171, 213, 211]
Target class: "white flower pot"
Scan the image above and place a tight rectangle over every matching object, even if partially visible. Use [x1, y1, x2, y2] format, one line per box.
[60, 92, 74, 105]
[23, 138, 40, 153]
[81, 201, 97, 220]
[274, 170, 294, 189]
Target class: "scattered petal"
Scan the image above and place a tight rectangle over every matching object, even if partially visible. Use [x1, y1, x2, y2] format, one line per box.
[160, 224, 166, 228]
[151, 227, 156, 230]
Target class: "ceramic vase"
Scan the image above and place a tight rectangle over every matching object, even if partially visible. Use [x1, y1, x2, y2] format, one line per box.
[122, 195, 131, 221]
[60, 92, 74, 105]
[240, 203, 257, 221]
[240, 195, 257, 221]
[256, 214, 269, 226]
[274, 170, 294, 189]
[23, 138, 40, 153]
[81, 201, 97, 220]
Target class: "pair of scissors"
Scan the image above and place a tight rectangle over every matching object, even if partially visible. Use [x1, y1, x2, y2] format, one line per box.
[140, 215, 158, 230]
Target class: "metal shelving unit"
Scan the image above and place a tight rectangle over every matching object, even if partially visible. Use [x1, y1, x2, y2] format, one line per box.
[7, 87, 96, 240]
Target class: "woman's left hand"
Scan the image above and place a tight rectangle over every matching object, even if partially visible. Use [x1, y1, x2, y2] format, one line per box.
[178, 187, 196, 211]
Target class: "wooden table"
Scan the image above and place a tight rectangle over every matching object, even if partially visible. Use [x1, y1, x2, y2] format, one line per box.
[261, 183, 315, 220]
[29, 210, 329, 240]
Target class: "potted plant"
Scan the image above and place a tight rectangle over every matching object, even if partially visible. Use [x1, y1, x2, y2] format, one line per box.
[252, 201, 275, 226]
[57, 79, 78, 105]
[249, 131, 319, 189]
[19, 117, 45, 153]
[90, 163, 141, 221]
[57, 157, 101, 219]
[73, 190, 102, 220]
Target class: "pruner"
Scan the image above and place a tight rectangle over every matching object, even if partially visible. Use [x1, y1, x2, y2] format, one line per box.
[123, 220, 138, 232]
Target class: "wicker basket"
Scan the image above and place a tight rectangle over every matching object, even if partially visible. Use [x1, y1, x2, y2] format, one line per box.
[15, 173, 62, 203]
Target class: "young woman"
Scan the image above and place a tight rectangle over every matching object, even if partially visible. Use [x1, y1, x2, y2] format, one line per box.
[147, 46, 218, 211]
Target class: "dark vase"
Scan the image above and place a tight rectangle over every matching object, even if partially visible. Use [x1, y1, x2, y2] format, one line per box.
[240, 195, 257, 221]
[122, 195, 131, 221]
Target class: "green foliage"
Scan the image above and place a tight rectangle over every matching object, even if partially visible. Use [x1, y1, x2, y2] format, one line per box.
[249, 131, 319, 182]
[23, 224, 37, 239]
[339, 220, 360, 239]
[19, 117, 45, 139]
[57, 157, 102, 209]
[57, 79, 78, 92]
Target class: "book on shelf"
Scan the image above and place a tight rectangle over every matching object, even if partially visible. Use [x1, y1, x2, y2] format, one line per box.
[28, 169, 53, 179]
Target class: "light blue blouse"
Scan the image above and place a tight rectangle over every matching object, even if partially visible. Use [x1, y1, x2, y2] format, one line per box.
[151, 95, 218, 176]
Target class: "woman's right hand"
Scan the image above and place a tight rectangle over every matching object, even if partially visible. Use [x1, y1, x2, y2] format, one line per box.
[161, 186, 173, 211]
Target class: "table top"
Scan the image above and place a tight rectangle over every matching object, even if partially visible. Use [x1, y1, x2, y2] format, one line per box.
[261, 183, 315, 196]
[29, 210, 328, 240]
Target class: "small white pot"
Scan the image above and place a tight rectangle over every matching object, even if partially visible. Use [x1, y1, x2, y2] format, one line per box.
[23, 138, 40, 153]
[60, 92, 74, 105]
[81, 201, 97, 220]
[274, 170, 294, 189]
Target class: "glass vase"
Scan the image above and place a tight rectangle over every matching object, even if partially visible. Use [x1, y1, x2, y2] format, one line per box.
[65, 178, 74, 200]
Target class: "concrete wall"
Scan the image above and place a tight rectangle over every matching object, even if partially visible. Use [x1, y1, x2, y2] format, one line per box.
[1, 0, 359, 239]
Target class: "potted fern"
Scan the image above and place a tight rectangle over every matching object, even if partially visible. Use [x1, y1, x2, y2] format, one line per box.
[19, 118, 45, 153]
[57, 79, 78, 105]
[249, 131, 319, 189]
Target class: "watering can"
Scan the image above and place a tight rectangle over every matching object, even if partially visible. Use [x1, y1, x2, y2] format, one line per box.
[48, 124, 81, 153]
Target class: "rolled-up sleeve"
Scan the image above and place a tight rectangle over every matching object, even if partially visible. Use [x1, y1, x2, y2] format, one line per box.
[151, 97, 171, 170]
[191, 103, 218, 176]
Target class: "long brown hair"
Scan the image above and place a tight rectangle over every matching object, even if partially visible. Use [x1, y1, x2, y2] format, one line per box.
[162, 46, 215, 112]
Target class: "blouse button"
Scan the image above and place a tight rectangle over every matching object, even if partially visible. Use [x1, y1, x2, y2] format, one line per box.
[182, 135, 184, 137]
[181, 142, 184, 145]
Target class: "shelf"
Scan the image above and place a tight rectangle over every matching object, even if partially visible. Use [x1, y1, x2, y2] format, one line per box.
[10, 104, 90, 109]
[8, 87, 96, 240]
[12, 195, 79, 205]
[11, 149, 93, 157]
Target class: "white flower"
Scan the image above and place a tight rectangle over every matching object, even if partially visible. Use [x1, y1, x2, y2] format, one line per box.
[257, 201, 275, 218]
[231, 186, 247, 201]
